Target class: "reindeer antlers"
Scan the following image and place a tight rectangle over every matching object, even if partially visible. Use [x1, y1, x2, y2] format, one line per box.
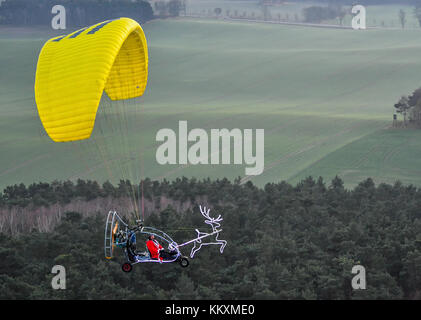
[199, 205, 210, 217]
[199, 205, 223, 222]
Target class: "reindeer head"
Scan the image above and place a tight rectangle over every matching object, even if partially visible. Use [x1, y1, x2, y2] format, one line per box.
[199, 205, 223, 230]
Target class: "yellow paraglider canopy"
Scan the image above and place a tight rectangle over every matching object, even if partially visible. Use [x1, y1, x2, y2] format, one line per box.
[34, 18, 148, 142]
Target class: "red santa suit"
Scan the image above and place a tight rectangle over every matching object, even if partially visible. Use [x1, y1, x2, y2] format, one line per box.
[146, 239, 163, 261]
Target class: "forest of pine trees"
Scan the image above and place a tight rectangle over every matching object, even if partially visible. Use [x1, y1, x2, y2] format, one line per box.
[0, 176, 420, 299]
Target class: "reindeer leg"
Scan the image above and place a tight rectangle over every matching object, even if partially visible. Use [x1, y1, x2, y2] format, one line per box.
[189, 229, 206, 258]
[215, 233, 227, 253]
[190, 243, 196, 258]
[219, 240, 227, 253]
[190, 242, 202, 258]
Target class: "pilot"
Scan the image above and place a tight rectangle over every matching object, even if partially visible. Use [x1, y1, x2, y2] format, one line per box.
[146, 235, 177, 261]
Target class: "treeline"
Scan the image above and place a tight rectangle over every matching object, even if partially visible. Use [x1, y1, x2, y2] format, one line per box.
[0, 0, 154, 26]
[0, 176, 420, 299]
[287, 0, 414, 4]
[297, 0, 421, 26]
[302, 5, 347, 24]
[1, 179, 135, 208]
[301, 2, 412, 25]
[0, 177, 242, 209]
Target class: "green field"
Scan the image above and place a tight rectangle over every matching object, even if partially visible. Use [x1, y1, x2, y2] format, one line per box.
[1, 17, 421, 189]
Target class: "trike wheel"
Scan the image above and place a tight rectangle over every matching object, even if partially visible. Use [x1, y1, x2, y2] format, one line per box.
[122, 262, 133, 273]
[179, 257, 189, 268]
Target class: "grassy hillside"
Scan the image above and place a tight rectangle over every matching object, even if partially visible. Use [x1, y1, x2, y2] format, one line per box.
[1, 18, 421, 189]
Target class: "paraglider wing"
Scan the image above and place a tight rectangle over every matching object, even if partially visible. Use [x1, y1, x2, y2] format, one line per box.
[34, 18, 148, 142]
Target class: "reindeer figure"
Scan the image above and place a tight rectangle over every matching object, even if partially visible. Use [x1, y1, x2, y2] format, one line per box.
[190, 205, 227, 258]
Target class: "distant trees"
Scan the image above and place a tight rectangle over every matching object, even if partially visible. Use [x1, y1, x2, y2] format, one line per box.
[337, 7, 347, 25]
[302, 5, 348, 24]
[399, 9, 406, 28]
[289, 0, 412, 4]
[414, 8, 421, 27]
[0, 179, 137, 210]
[154, 1, 168, 16]
[394, 96, 410, 125]
[394, 87, 421, 126]
[154, 0, 185, 17]
[0, 0, 154, 26]
[260, 3, 270, 21]
[414, 1, 421, 27]
[407, 87, 421, 122]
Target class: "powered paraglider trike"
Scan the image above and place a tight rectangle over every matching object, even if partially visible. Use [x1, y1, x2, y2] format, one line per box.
[104, 206, 227, 272]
